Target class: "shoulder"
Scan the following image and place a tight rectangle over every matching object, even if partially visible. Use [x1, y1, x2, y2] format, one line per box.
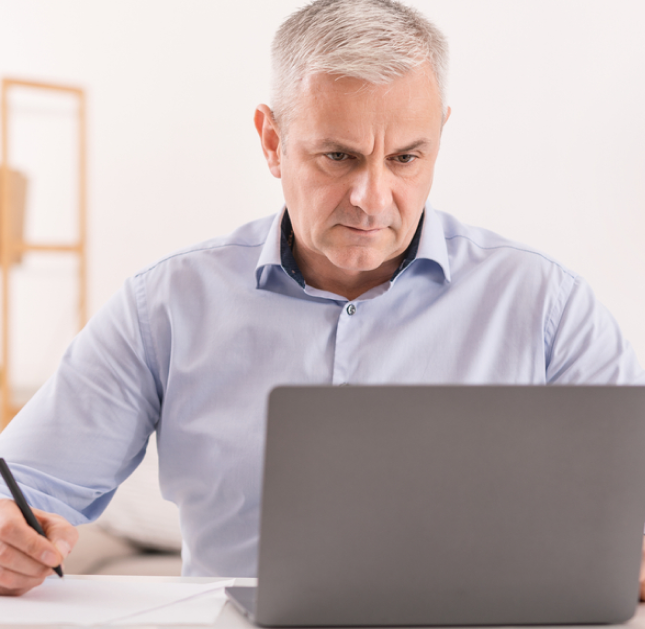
[436, 210, 577, 284]
[133, 214, 276, 280]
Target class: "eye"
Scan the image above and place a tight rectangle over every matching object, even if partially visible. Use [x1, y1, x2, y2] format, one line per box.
[393, 154, 416, 164]
[326, 152, 350, 162]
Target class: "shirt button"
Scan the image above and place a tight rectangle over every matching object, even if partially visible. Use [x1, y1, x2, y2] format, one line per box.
[346, 303, 356, 316]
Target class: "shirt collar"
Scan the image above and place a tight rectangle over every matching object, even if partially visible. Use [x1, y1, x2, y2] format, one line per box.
[413, 204, 451, 282]
[255, 204, 451, 290]
[279, 211, 306, 288]
[390, 212, 424, 281]
[255, 208, 286, 288]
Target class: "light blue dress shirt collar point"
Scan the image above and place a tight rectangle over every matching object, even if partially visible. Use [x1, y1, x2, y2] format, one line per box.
[255, 209, 285, 289]
[416, 206, 452, 283]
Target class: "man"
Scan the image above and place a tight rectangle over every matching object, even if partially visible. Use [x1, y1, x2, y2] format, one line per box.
[0, 0, 644, 598]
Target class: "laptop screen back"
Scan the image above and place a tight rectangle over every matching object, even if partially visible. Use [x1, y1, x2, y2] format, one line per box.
[255, 385, 645, 627]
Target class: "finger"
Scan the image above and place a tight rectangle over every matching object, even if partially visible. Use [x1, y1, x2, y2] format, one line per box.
[0, 501, 63, 569]
[0, 565, 48, 597]
[0, 539, 54, 578]
[35, 508, 78, 562]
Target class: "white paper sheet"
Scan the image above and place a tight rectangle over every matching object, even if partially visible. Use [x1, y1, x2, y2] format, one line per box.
[112, 585, 231, 626]
[0, 577, 235, 625]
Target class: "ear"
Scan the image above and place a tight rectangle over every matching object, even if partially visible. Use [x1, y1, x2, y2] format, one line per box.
[254, 104, 282, 179]
[442, 106, 452, 128]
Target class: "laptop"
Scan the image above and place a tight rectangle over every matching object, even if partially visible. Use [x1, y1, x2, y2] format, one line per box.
[226, 385, 645, 626]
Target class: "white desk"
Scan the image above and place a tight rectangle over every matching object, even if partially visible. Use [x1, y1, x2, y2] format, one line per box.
[2, 575, 645, 629]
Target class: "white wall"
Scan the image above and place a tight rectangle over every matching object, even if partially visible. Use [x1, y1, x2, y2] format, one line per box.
[0, 0, 643, 388]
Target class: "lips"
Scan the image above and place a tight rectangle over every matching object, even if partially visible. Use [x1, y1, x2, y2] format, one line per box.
[342, 225, 385, 233]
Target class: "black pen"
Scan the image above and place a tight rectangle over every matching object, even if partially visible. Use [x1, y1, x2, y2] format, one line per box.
[0, 458, 63, 577]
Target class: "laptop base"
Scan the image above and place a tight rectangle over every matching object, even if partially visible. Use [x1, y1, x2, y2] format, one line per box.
[226, 586, 257, 623]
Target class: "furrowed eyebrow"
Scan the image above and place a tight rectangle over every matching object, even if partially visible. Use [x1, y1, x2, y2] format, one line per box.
[394, 139, 432, 153]
[312, 138, 432, 155]
[314, 140, 360, 154]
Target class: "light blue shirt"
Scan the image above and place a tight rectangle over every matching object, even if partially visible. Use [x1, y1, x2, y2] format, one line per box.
[0, 206, 642, 577]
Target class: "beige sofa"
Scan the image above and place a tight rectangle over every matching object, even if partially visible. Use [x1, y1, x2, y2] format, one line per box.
[64, 522, 182, 576]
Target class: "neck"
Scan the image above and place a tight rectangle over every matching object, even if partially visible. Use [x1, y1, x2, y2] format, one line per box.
[294, 244, 403, 301]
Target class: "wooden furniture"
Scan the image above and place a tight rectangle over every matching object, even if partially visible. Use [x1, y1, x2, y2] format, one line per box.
[0, 78, 87, 428]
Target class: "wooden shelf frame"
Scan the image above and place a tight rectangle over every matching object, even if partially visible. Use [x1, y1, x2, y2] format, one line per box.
[0, 77, 87, 427]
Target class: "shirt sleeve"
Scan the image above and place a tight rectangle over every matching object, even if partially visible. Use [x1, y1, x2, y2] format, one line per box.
[0, 276, 161, 525]
[545, 275, 645, 384]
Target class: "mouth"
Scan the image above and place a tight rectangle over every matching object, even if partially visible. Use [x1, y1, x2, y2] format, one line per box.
[342, 225, 386, 234]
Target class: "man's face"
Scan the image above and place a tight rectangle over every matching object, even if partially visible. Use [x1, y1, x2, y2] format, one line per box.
[257, 64, 448, 290]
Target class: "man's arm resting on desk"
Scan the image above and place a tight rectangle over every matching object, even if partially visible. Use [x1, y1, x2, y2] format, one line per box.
[0, 498, 77, 596]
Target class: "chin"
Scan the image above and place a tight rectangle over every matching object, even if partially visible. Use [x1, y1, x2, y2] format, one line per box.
[329, 250, 387, 273]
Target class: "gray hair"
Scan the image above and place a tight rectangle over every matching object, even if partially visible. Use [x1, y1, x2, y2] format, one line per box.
[270, 0, 449, 129]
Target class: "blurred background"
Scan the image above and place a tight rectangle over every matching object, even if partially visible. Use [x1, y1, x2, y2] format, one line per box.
[0, 0, 643, 576]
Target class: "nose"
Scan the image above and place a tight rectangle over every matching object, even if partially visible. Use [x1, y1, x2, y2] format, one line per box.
[348, 162, 392, 216]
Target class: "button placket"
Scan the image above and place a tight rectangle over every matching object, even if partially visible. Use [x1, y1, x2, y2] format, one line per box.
[331, 302, 360, 385]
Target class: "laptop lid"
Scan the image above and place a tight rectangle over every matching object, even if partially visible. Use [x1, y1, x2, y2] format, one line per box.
[251, 385, 645, 627]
